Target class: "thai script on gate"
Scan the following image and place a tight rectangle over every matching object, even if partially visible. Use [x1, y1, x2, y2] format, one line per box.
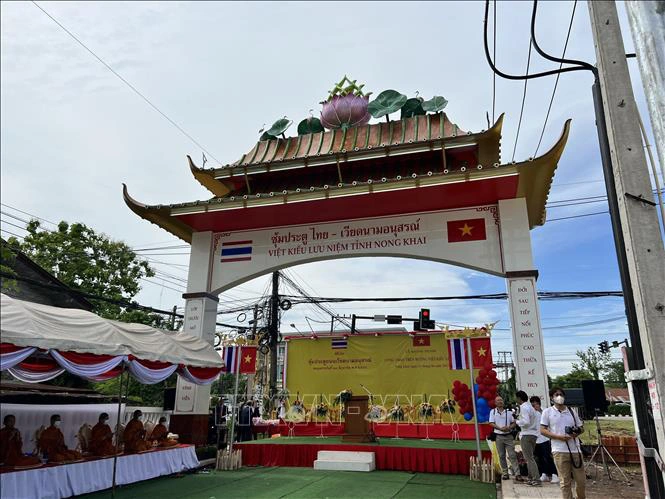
[341, 218, 421, 238]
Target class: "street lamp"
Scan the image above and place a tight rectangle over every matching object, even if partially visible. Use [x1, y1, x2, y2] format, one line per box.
[290, 324, 303, 334]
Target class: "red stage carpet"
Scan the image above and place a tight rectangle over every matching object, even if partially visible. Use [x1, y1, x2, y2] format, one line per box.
[275, 422, 492, 440]
[236, 438, 491, 475]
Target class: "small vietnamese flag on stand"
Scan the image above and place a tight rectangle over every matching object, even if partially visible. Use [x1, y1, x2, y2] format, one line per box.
[239, 346, 257, 374]
[447, 218, 487, 243]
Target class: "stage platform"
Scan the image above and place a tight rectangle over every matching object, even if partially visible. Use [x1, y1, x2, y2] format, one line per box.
[236, 437, 490, 475]
[252, 422, 492, 440]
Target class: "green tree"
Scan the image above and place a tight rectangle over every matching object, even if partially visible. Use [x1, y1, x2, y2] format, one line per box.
[603, 360, 627, 388]
[551, 367, 593, 388]
[0, 241, 18, 293]
[11, 220, 157, 324]
[572, 346, 612, 380]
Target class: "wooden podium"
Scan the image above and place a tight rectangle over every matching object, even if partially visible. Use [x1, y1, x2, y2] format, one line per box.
[342, 395, 374, 442]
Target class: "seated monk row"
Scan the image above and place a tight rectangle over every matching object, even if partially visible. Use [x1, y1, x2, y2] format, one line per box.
[89, 413, 117, 457]
[0, 415, 41, 468]
[123, 410, 177, 453]
[149, 417, 178, 448]
[38, 415, 82, 463]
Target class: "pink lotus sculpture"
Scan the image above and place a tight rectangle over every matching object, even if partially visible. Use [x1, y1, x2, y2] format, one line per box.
[320, 76, 371, 131]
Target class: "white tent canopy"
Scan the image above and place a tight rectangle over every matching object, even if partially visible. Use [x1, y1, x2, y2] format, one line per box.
[1, 293, 221, 368]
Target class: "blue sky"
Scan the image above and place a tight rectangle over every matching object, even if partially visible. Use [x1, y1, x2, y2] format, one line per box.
[1, 1, 662, 376]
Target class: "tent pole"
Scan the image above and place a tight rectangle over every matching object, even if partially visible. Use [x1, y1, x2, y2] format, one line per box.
[112, 366, 126, 497]
[228, 346, 242, 454]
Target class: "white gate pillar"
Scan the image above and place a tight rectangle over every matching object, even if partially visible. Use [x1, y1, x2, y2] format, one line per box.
[499, 198, 550, 406]
[171, 231, 219, 444]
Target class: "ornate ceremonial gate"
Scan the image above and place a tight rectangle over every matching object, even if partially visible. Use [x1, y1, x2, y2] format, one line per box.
[125, 85, 570, 443]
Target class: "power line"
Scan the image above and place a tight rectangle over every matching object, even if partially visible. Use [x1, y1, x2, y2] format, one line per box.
[0, 203, 57, 226]
[534, 0, 578, 156]
[0, 271, 238, 328]
[492, 0, 497, 123]
[30, 1, 222, 165]
[512, 40, 533, 162]
[548, 211, 608, 222]
[0, 229, 25, 240]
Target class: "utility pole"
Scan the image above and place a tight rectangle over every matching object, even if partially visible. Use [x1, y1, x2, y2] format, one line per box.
[268, 271, 280, 400]
[589, 1, 665, 493]
[625, 1, 665, 174]
[246, 304, 259, 399]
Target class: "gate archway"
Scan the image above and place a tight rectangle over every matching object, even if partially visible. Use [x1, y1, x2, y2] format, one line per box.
[124, 98, 570, 442]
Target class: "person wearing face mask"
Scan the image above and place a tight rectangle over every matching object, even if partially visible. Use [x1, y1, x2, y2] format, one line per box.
[89, 413, 116, 457]
[540, 387, 586, 499]
[530, 396, 559, 484]
[123, 410, 150, 453]
[38, 415, 82, 463]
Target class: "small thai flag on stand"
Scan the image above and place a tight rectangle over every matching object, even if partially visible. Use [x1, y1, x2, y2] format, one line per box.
[448, 338, 468, 370]
[220, 240, 253, 263]
[331, 338, 348, 349]
[222, 346, 240, 373]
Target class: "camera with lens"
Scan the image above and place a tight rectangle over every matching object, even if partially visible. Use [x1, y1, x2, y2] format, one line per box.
[565, 425, 583, 436]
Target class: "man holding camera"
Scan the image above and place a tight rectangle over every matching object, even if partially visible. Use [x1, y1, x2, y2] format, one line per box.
[540, 387, 586, 499]
[489, 396, 519, 480]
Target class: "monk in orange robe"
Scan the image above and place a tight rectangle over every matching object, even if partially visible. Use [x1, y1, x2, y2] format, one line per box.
[38, 414, 82, 463]
[0, 415, 41, 468]
[89, 413, 116, 457]
[123, 410, 150, 453]
[149, 417, 178, 448]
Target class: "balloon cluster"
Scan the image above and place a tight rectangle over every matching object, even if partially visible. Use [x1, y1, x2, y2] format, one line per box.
[452, 380, 474, 421]
[452, 362, 501, 423]
[474, 362, 501, 423]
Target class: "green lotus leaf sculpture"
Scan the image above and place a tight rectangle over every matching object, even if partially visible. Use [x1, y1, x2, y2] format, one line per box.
[260, 131, 276, 141]
[266, 117, 292, 138]
[421, 96, 448, 113]
[368, 90, 408, 120]
[400, 97, 425, 119]
[297, 117, 325, 135]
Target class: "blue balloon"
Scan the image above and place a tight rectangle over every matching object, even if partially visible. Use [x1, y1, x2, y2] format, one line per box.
[478, 415, 488, 423]
[476, 398, 488, 409]
[463, 412, 473, 421]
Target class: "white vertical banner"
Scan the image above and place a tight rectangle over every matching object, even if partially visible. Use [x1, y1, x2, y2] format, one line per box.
[174, 296, 219, 414]
[507, 276, 550, 406]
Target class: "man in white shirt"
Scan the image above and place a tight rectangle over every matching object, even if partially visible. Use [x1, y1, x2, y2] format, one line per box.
[540, 387, 586, 499]
[516, 390, 541, 486]
[489, 396, 519, 480]
[530, 395, 559, 483]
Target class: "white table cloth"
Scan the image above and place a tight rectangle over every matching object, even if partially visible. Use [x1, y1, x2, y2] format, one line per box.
[0, 445, 199, 499]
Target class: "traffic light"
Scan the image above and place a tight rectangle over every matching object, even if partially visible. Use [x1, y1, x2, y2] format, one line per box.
[598, 341, 610, 354]
[419, 308, 435, 330]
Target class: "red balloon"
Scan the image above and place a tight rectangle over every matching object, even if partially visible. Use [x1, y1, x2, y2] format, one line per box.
[454, 380, 461, 387]
[488, 400, 496, 409]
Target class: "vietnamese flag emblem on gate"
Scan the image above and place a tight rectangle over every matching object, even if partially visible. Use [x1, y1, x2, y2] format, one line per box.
[447, 218, 487, 243]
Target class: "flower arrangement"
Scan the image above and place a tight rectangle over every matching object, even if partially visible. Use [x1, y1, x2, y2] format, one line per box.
[419, 402, 434, 418]
[388, 405, 405, 422]
[364, 405, 388, 423]
[315, 395, 329, 418]
[439, 398, 457, 415]
[333, 389, 353, 406]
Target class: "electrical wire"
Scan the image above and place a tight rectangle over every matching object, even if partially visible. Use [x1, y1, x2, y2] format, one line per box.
[1, 203, 57, 226]
[492, 0, 497, 123]
[534, 0, 578, 156]
[0, 271, 238, 328]
[31, 1, 222, 165]
[512, 40, 533, 162]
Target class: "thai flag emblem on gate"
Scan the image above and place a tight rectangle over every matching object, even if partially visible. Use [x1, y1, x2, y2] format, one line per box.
[447, 338, 468, 370]
[220, 240, 252, 263]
